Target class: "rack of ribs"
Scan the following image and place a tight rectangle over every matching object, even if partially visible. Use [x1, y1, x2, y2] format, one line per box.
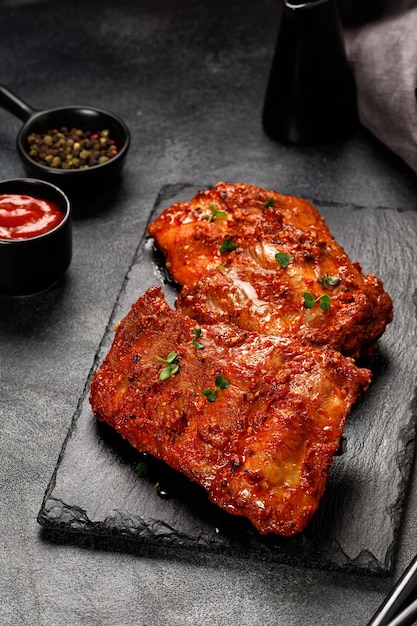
[90, 286, 371, 537]
[148, 181, 393, 360]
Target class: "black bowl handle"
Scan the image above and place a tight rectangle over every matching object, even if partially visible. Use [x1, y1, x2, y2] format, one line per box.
[0, 85, 36, 122]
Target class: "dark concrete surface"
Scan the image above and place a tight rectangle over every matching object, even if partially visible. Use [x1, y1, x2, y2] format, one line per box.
[1, 1, 417, 624]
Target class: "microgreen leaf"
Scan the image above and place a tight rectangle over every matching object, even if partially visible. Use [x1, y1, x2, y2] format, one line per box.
[303, 292, 316, 309]
[202, 202, 227, 222]
[318, 295, 331, 310]
[318, 274, 340, 288]
[156, 351, 178, 364]
[219, 238, 238, 254]
[191, 327, 205, 349]
[303, 292, 332, 310]
[215, 375, 230, 390]
[202, 389, 217, 402]
[156, 351, 179, 380]
[262, 197, 275, 209]
[159, 364, 177, 380]
[136, 461, 148, 477]
[275, 252, 291, 269]
[203, 375, 231, 402]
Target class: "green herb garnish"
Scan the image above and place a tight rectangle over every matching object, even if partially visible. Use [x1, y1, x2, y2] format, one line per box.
[202, 389, 217, 402]
[136, 461, 148, 477]
[202, 202, 227, 223]
[215, 375, 230, 390]
[303, 292, 331, 311]
[275, 252, 292, 269]
[219, 238, 238, 254]
[318, 295, 331, 310]
[262, 197, 275, 209]
[203, 375, 230, 402]
[156, 351, 179, 380]
[192, 327, 205, 349]
[318, 274, 340, 288]
[303, 292, 316, 309]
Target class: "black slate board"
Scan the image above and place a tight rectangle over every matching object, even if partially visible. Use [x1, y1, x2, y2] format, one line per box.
[38, 183, 417, 575]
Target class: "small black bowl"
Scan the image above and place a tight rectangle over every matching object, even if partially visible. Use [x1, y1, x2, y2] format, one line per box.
[0, 178, 72, 296]
[0, 85, 130, 193]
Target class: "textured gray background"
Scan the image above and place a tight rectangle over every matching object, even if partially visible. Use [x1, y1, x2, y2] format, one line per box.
[2, 1, 417, 625]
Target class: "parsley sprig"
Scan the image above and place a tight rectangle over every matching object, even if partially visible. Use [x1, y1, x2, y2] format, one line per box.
[156, 351, 179, 380]
[203, 375, 230, 402]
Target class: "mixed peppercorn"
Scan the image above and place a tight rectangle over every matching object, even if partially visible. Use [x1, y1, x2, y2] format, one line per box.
[26, 127, 119, 170]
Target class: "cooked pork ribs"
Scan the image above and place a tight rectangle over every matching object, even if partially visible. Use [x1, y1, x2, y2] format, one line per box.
[147, 181, 327, 287]
[91, 183, 391, 536]
[176, 251, 390, 361]
[90, 286, 371, 537]
[148, 182, 392, 360]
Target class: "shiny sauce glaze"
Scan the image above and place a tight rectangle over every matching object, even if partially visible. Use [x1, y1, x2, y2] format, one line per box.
[0, 194, 64, 240]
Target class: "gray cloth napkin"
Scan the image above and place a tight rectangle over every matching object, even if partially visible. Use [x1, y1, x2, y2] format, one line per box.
[344, 3, 417, 173]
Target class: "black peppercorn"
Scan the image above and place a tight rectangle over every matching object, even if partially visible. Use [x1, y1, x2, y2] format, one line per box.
[26, 127, 119, 169]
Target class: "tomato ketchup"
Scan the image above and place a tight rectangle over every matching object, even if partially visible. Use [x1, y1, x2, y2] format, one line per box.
[0, 194, 64, 240]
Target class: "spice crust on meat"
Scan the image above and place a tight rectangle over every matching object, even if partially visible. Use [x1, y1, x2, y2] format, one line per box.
[148, 181, 393, 360]
[90, 182, 392, 537]
[90, 286, 371, 537]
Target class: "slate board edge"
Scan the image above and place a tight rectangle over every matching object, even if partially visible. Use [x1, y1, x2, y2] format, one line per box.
[37, 183, 417, 577]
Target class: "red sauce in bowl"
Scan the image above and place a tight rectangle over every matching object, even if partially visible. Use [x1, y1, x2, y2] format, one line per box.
[0, 194, 64, 240]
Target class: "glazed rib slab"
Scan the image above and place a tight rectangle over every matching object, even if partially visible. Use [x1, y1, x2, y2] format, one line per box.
[148, 182, 393, 360]
[90, 286, 371, 537]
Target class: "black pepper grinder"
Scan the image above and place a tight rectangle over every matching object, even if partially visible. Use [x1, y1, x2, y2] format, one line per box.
[262, 0, 357, 145]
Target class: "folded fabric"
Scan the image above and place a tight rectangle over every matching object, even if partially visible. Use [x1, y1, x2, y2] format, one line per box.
[345, 5, 417, 174]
